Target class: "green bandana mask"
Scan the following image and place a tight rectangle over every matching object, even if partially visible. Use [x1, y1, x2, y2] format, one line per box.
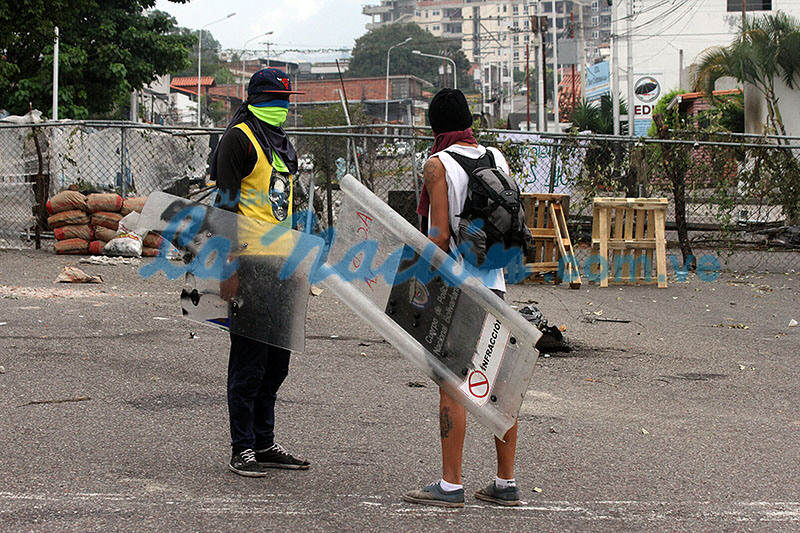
[248, 105, 288, 127]
[247, 105, 289, 172]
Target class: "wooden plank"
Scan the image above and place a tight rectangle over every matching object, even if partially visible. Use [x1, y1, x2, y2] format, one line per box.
[521, 193, 570, 202]
[523, 196, 535, 228]
[646, 210, 655, 283]
[654, 209, 668, 288]
[604, 240, 656, 249]
[624, 207, 635, 241]
[598, 206, 609, 287]
[529, 227, 558, 238]
[634, 208, 645, 281]
[525, 262, 560, 272]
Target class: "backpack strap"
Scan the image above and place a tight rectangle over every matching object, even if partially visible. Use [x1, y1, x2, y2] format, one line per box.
[444, 149, 494, 175]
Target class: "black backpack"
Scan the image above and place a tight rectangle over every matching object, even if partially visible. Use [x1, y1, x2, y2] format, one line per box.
[446, 149, 533, 268]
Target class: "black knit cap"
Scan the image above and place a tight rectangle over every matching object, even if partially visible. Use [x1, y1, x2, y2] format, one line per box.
[428, 88, 473, 134]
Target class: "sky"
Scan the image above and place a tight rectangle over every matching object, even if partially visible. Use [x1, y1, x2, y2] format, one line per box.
[154, 0, 366, 60]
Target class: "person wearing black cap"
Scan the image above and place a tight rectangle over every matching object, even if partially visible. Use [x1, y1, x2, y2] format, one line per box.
[211, 67, 310, 477]
[403, 88, 521, 507]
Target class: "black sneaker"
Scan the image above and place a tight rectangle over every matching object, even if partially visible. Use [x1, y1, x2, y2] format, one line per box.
[255, 443, 310, 470]
[229, 449, 268, 477]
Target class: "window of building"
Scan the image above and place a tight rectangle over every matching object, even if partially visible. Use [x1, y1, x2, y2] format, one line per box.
[513, 35, 519, 44]
[433, 25, 440, 31]
[513, 4, 519, 15]
[415, 11, 420, 17]
[591, 0, 599, 9]
[514, 50, 520, 61]
[726, 0, 772, 11]
[433, 10, 440, 16]
[523, 4, 529, 14]
[592, 15, 599, 25]
[593, 30, 599, 39]
[503, 5, 507, 12]
[523, 18, 529, 29]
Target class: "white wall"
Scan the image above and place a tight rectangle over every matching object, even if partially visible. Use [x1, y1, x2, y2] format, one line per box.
[745, 78, 800, 137]
[617, 0, 800, 95]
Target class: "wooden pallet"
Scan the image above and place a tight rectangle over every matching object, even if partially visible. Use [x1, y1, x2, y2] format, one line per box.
[520, 193, 581, 289]
[591, 197, 668, 288]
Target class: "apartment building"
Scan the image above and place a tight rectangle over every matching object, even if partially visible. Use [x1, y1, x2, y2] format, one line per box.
[363, 0, 417, 30]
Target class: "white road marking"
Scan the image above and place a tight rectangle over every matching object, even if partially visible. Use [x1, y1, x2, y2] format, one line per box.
[0, 492, 797, 522]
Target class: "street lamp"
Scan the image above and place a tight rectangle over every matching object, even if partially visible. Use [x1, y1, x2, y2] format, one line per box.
[242, 31, 273, 101]
[412, 50, 457, 90]
[197, 12, 236, 126]
[385, 37, 412, 125]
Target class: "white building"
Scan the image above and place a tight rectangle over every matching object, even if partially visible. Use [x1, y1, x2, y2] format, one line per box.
[615, 0, 800, 102]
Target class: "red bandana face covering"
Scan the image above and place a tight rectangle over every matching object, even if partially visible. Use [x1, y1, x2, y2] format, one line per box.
[416, 128, 478, 216]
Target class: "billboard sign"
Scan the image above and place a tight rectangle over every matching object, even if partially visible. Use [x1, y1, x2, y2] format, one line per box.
[633, 74, 663, 136]
[585, 61, 610, 103]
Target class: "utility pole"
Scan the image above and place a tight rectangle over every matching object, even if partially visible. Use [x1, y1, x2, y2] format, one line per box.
[579, 6, 586, 103]
[526, 41, 531, 131]
[611, 0, 620, 135]
[52, 26, 59, 121]
[570, 12, 576, 113]
[627, 0, 635, 136]
[551, 0, 559, 127]
[535, 8, 546, 132]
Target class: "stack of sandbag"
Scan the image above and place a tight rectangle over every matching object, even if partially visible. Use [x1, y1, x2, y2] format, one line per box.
[86, 193, 124, 253]
[48, 191, 168, 257]
[46, 191, 92, 255]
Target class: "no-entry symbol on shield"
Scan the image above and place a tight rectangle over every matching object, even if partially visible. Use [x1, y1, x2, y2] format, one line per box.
[467, 370, 489, 399]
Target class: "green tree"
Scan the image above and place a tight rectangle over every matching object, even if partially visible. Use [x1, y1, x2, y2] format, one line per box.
[0, 1, 194, 118]
[173, 27, 227, 78]
[646, 89, 686, 136]
[694, 11, 800, 137]
[568, 94, 628, 134]
[347, 23, 470, 90]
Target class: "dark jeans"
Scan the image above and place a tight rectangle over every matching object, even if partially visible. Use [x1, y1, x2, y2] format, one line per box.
[227, 333, 291, 454]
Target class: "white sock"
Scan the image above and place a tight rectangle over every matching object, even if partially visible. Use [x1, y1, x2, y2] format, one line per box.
[495, 476, 516, 489]
[439, 479, 463, 492]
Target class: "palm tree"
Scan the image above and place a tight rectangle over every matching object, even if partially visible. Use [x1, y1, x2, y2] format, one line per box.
[693, 12, 800, 137]
[569, 94, 628, 134]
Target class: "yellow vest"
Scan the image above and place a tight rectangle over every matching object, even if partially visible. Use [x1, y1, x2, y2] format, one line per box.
[233, 123, 295, 256]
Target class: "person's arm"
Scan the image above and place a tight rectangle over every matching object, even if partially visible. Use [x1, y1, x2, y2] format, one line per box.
[215, 127, 256, 212]
[424, 157, 450, 253]
[215, 127, 255, 301]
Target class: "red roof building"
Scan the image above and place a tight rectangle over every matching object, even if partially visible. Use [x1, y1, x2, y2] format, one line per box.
[666, 89, 742, 116]
[169, 76, 216, 97]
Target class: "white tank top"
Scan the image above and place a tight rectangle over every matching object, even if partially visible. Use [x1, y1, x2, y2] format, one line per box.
[428, 143, 509, 293]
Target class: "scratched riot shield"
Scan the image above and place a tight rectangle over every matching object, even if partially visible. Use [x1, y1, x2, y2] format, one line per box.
[323, 175, 541, 439]
[138, 192, 323, 352]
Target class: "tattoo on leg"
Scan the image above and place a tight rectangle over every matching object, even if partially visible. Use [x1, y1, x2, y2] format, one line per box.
[439, 406, 452, 439]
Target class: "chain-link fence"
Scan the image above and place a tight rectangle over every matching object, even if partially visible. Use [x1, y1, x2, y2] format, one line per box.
[0, 120, 797, 272]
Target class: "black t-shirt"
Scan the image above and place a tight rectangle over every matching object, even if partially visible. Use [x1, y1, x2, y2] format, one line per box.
[214, 127, 258, 212]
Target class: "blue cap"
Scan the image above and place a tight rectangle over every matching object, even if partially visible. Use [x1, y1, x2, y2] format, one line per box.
[248, 68, 304, 95]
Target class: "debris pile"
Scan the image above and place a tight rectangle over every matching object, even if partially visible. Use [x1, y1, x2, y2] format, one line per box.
[518, 304, 571, 353]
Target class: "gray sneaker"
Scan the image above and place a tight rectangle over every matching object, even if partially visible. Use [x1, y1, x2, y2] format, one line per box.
[474, 481, 521, 506]
[403, 482, 465, 508]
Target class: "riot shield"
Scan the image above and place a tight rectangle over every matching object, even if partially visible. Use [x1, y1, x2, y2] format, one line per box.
[324, 175, 542, 439]
[138, 192, 322, 352]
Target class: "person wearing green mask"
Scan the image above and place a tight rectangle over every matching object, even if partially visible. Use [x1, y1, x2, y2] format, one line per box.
[211, 67, 310, 477]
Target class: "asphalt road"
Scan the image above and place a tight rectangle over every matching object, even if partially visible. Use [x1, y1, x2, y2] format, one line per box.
[1, 249, 798, 532]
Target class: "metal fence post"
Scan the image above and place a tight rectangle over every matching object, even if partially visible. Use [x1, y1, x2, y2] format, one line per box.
[408, 101, 421, 230]
[548, 140, 560, 193]
[120, 126, 127, 198]
[325, 136, 333, 230]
